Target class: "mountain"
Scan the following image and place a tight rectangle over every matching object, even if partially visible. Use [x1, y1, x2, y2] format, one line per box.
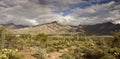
[82, 22, 120, 35]
[7, 22, 120, 35]
[11, 21, 78, 35]
[0, 23, 28, 29]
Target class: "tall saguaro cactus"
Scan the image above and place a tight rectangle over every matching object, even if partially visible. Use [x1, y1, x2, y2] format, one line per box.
[1, 30, 6, 49]
[0, 27, 6, 49]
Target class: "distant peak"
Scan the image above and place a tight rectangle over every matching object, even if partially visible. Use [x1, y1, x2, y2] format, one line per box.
[45, 21, 59, 25]
[51, 21, 58, 24]
[101, 22, 114, 25]
[1, 23, 15, 26]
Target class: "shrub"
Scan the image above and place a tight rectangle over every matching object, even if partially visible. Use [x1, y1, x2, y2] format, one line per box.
[35, 33, 48, 42]
[112, 31, 120, 48]
[73, 48, 85, 59]
[61, 52, 75, 59]
[108, 48, 120, 59]
[82, 47, 105, 59]
[100, 54, 116, 59]
[46, 47, 56, 52]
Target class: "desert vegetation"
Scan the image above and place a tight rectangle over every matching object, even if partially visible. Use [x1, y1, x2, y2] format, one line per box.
[0, 26, 120, 59]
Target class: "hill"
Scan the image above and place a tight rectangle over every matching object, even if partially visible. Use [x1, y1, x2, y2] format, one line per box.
[0, 23, 28, 29]
[3, 22, 120, 35]
[11, 21, 78, 35]
[83, 22, 120, 35]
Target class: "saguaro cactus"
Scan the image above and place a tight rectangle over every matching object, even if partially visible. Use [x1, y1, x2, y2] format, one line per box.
[1, 30, 6, 49]
[0, 27, 6, 49]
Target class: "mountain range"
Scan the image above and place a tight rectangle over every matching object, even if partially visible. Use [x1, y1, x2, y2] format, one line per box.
[1, 21, 120, 35]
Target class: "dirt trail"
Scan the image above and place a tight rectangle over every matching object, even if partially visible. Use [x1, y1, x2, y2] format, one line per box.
[45, 49, 68, 59]
[46, 46, 76, 59]
[46, 52, 63, 59]
[18, 47, 38, 59]
[18, 46, 76, 59]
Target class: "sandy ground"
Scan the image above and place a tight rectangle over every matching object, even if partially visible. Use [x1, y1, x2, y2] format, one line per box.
[18, 46, 75, 59]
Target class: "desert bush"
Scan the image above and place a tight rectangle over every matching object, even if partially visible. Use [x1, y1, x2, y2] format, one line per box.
[112, 31, 120, 48]
[61, 46, 106, 59]
[61, 52, 75, 59]
[82, 47, 105, 59]
[46, 47, 57, 52]
[108, 48, 120, 59]
[73, 48, 85, 59]
[35, 33, 48, 42]
[20, 34, 32, 39]
[100, 54, 116, 59]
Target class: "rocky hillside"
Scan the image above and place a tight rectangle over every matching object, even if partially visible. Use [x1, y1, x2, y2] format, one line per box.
[83, 22, 120, 35]
[12, 21, 77, 35]
[3, 22, 120, 35]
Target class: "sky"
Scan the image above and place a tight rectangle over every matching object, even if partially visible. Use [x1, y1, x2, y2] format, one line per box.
[0, 0, 120, 26]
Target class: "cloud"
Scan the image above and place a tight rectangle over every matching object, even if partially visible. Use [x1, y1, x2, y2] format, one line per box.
[113, 20, 120, 24]
[69, 1, 120, 25]
[0, 0, 119, 26]
[13, 19, 39, 26]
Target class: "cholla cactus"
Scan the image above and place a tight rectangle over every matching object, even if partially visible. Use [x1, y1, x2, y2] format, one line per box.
[37, 48, 47, 59]
[0, 48, 19, 59]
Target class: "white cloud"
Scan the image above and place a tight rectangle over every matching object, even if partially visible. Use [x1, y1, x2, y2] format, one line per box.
[69, 1, 120, 25]
[113, 20, 120, 24]
[0, 0, 119, 26]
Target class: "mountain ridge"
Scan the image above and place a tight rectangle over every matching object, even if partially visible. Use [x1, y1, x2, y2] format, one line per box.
[1, 21, 120, 35]
[11, 21, 76, 35]
[0, 23, 28, 29]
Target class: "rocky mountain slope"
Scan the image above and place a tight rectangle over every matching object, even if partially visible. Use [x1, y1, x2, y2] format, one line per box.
[11, 21, 77, 35]
[1, 22, 120, 35]
[83, 22, 120, 35]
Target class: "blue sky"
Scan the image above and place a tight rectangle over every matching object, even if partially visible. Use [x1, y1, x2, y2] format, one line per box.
[0, 0, 120, 26]
[54, 0, 120, 16]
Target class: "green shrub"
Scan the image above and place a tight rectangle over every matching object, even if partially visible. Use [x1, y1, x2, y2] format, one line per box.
[81, 47, 105, 59]
[112, 31, 120, 48]
[35, 33, 48, 42]
[108, 48, 120, 59]
[46, 47, 56, 52]
[100, 54, 116, 59]
[73, 48, 85, 59]
[61, 52, 75, 59]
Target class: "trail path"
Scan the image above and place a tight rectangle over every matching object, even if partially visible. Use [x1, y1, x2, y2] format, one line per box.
[46, 46, 76, 59]
[18, 47, 38, 59]
[18, 46, 76, 59]
[45, 48, 68, 59]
